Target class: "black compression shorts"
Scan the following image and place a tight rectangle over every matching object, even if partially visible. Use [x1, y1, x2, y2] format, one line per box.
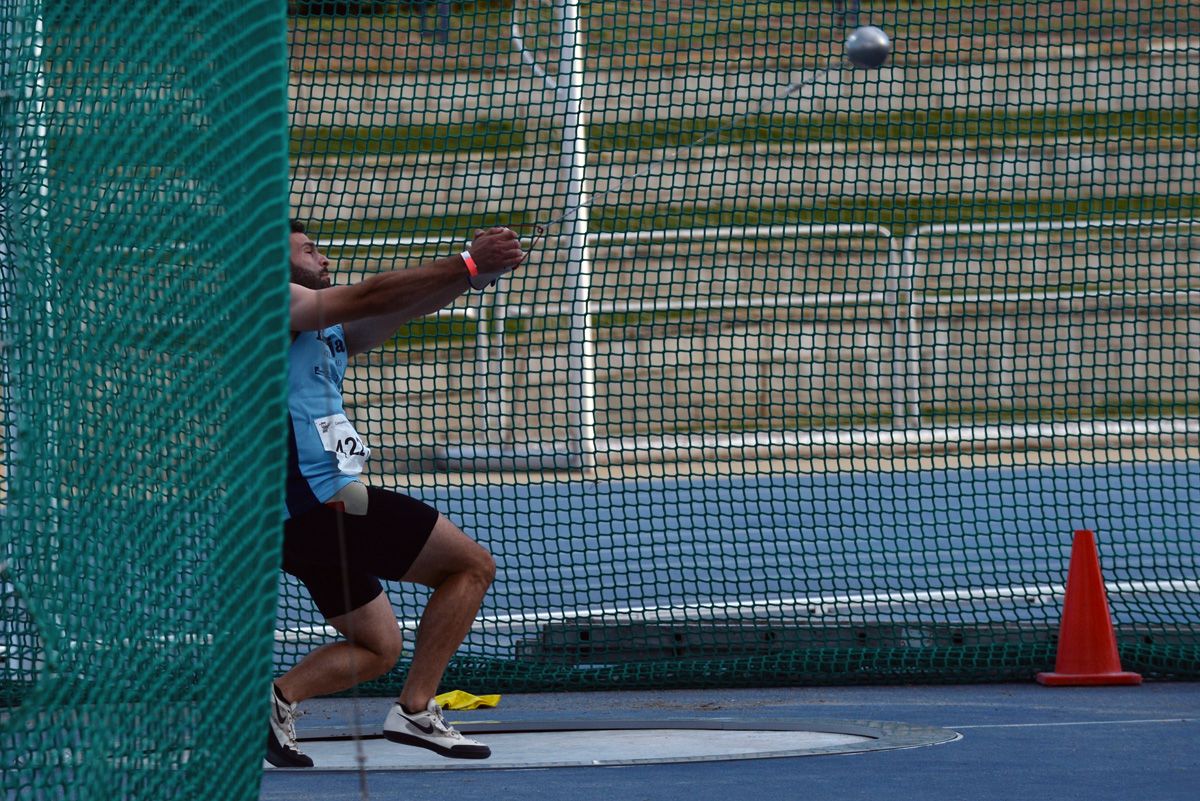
[282, 486, 439, 619]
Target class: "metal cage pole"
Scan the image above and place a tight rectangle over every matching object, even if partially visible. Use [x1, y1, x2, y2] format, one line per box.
[553, 0, 596, 470]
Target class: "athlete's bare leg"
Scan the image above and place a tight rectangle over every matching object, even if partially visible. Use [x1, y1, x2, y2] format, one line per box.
[275, 591, 402, 703]
[395, 515, 495, 711]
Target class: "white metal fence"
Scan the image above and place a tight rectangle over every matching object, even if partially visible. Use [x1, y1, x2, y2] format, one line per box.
[326, 217, 1200, 471]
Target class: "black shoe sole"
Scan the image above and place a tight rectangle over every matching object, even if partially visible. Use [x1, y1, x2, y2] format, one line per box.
[383, 729, 491, 759]
[267, 731, 315, 768]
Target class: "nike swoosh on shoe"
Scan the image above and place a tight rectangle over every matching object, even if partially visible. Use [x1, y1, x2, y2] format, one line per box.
[401, 714, 437, 735]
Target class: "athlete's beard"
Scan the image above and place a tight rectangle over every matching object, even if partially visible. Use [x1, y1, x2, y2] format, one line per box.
[290, 264, 329, 290]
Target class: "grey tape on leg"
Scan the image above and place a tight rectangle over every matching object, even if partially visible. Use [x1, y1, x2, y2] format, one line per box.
[329, 481, 369, 516]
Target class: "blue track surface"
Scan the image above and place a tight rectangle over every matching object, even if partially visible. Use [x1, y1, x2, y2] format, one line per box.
[260, 683, 1200, 801]
[265, 462, 1200, 798]
[276, 459, 1200, 663]
[433, 459, 1199, 603]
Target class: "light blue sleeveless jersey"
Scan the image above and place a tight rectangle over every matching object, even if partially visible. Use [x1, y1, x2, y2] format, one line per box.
[286, 325, 360, 518]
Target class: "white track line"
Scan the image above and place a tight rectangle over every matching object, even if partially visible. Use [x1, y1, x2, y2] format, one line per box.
[274, 578, 1200, 642]
[950, 718, 1194, 730]
[467, 578, 1200, 633]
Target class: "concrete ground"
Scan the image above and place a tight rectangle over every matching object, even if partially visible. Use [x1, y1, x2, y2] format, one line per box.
[261, 681, 1199, 801]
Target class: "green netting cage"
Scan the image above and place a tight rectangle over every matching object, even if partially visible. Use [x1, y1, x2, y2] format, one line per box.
[3, 2, 1199, 798]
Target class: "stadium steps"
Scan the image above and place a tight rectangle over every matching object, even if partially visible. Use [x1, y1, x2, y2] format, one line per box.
[289, 53, 1200, 224]
[287, 7, 1200, 464]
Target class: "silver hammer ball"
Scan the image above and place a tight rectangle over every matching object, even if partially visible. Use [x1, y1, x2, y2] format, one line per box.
[845, 25, 891, 69]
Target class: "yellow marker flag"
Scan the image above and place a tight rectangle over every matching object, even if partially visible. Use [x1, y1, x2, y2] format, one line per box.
[435, 690, 502, 710]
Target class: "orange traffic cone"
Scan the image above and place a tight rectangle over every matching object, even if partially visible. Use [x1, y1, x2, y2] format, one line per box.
[1037, 530, 1142, 686]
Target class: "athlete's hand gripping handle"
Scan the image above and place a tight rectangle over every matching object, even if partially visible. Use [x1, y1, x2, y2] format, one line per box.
[462, 227, 525, 290]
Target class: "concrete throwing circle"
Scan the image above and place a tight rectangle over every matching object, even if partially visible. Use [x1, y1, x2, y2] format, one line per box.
[280, 719, 961, 771]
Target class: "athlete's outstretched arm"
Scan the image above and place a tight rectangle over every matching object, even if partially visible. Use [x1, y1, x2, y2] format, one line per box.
[290, 255, 468, 333]
[339, 227, 524, 356]
[289, 228, 523, 349]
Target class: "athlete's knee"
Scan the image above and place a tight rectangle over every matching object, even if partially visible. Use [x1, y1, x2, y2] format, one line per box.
[456, 540, 495, 593]
[473, 547, 496, 588]
[363, 626, 404, 676]
[411, 517, 496, 590]
[340, 598, 405, 676]
[376, 630, 405, 670]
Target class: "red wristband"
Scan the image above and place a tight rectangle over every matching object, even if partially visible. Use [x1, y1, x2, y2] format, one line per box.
[461, 250, 479, 278]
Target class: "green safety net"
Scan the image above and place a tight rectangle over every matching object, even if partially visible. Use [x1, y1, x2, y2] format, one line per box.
[1, 1, 290, 799]
[281, 0, 1199, 693]
[4, 1, 1200, 795]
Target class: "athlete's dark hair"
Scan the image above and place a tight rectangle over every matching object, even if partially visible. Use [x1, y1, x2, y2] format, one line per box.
[290, 219, 306, 234]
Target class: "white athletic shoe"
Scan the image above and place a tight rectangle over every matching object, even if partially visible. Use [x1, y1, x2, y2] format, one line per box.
[266, 685, 314, 768]
[383, 699, 491, 759]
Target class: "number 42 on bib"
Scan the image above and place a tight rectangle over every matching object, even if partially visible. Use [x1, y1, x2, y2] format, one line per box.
[315, 413, 371, 475]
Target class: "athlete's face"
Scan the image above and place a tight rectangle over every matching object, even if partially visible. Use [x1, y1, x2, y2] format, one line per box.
[289, 232, 332, 290]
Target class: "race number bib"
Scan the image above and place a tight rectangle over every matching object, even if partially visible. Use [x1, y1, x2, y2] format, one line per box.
[314, 413, 371, 475]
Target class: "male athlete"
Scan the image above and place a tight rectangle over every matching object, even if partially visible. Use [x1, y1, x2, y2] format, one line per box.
[267, 221, 524, 768]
